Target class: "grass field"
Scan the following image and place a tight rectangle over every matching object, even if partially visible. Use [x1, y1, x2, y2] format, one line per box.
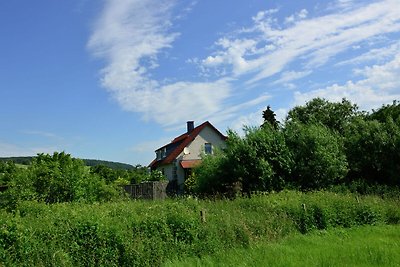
[1, 191, 399, 266]
[164, 225, 400, 267]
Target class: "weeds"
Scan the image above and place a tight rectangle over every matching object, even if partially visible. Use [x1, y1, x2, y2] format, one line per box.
[0, 191, 399, 266]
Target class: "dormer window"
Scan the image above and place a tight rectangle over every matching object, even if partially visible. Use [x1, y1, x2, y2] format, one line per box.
[162, 147, 167, 158]
[205, 143, 212, 154]
[156, 150, 162, 160]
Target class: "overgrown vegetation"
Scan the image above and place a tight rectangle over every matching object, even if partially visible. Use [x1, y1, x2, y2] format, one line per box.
[0, 191, 399, 266]
[165, 225, 400, 267]
[1, 98, 399, 266]
[0, 152, 165, 209]
[191, 98, 400, 195]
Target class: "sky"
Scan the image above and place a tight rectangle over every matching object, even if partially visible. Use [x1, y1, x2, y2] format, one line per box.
[1, 0, 400, 165]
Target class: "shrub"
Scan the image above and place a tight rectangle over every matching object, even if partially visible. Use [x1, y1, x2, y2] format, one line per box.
[285, 123, 348, 190]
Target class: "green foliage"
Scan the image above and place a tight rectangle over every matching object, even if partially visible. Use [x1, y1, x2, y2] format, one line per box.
[286, 97, 360, 134]
[285, 123, 348, 190]
[0, 191, 398, 266]
[262, 105, 279, 129]
[344, 116, 400, 186]
[148, 170, 167, 182]
[195, 126, 293, 195]
[369, 100, 400, 123]
[166, 225, 400, 267]
[0, 161, 18, 185]
[0, 152, 121, 209]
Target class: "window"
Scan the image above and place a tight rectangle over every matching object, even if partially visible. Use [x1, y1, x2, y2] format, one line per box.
[156, 150, 162, 160]
[205, 143, 212, 154]
[156, 147, 167, 160]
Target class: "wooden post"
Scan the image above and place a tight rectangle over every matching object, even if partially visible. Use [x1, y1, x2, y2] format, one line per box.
[302, 203, 307, 213]
[200, 210, 206, 223]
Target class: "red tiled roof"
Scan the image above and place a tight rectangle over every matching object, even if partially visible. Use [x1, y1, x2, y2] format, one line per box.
[149, 121, 226, 168]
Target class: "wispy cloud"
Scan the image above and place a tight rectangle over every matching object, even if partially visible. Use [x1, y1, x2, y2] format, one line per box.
[336, 41, 400, 66]
[201, 0, 400, 84]
[88, 0, 234, 127]
[89, 0, 400, 131]
[293, 53, 400, 111]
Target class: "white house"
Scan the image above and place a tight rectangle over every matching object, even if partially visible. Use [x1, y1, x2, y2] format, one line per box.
[149, 121, 226, 191]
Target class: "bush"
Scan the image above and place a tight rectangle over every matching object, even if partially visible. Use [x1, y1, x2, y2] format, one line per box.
[285, 123, 348, 190]
[1, 191, 398, 266]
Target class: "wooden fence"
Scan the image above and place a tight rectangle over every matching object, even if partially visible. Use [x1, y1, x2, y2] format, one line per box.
[123, 181, 168, 200]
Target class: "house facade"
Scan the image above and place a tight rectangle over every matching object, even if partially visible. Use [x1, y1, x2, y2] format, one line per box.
[149, 121, 226, 191]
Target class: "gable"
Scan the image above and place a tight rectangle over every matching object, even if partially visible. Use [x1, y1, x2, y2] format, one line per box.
[149, 121, 226, 168]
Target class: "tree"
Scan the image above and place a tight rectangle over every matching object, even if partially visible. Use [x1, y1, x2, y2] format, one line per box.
[368, 100, 400, 123]
[286, 98, 360, 134]
[285, 123, 348, 190]
[344, 116, 400, 186]
[262, 106, 279, 129]
[194, 126, 293, 196]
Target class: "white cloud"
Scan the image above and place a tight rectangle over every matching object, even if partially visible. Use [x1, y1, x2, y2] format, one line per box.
[272, 70, 312, 85]
[201, 0, 400, 84]
[336, 42, 400, 66]
[89, 0, 400, 129]
[293, 53, 400, 111]
[88, 0, 234, 127]
[285, 9, 308, 24]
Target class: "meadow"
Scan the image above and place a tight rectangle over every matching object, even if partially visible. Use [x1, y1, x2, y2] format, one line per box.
[165, 225, 400, 267]
[1, 190, 399, 266]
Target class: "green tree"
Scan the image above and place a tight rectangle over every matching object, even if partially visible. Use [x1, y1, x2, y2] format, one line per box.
[194, 126, 293, 195]
[344, 116, 400, 186]
[286, 98, 360, 134]
[368, 100, 400, 123]
[0, 161, 18, 185]
[262, 105, 279, 129]
[285, 123, 348, 190]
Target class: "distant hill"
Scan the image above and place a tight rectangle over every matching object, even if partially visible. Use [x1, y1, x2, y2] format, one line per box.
[0, 156, 136, 170]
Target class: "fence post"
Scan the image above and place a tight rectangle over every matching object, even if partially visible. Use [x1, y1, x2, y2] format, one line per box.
[200, 209, 206, 223]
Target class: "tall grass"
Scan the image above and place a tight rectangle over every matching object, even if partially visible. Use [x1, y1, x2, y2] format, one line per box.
[0, 190, 399, 266]
[164, 225, 400, 267]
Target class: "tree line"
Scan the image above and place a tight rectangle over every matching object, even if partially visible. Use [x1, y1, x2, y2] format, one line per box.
[0, 156, 136, 170]
[187, 98, 400, 196]
[0, 152, 165, 209]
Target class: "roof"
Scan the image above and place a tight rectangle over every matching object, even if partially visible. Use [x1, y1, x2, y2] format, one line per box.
[149, 121, 226, 168]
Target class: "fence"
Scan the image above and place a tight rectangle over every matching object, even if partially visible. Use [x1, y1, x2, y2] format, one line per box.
[123, 181, 168, 200]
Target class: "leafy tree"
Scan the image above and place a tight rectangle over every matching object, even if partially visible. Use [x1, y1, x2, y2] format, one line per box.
[286, 98, 360, 134]
[148, 170, 167, 182]
[28, 152, 87, 203]
[285, 123, 348, 190]
[368, 100, 400, 123]
[0, 161, 18, 185]
[194, 126, 293, 195]
[344, 116, 400, 186]
[90, 165, 116, 184]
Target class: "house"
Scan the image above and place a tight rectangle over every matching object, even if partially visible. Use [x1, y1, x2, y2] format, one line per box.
[149, 121, 227, 191]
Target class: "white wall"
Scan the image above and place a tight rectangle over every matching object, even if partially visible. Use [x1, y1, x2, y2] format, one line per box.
[157, 125, 226, 190]
[183, 125, 226, 160]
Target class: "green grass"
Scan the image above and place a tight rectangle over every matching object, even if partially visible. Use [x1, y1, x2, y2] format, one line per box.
[164, 225, 400, 267]
[0, 190, 399, 266]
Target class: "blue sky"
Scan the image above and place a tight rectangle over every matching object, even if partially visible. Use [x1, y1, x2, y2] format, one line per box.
[1, 0, 400, 165]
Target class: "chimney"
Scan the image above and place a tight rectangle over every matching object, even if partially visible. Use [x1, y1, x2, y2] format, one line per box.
[187, 121, 194, 133]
